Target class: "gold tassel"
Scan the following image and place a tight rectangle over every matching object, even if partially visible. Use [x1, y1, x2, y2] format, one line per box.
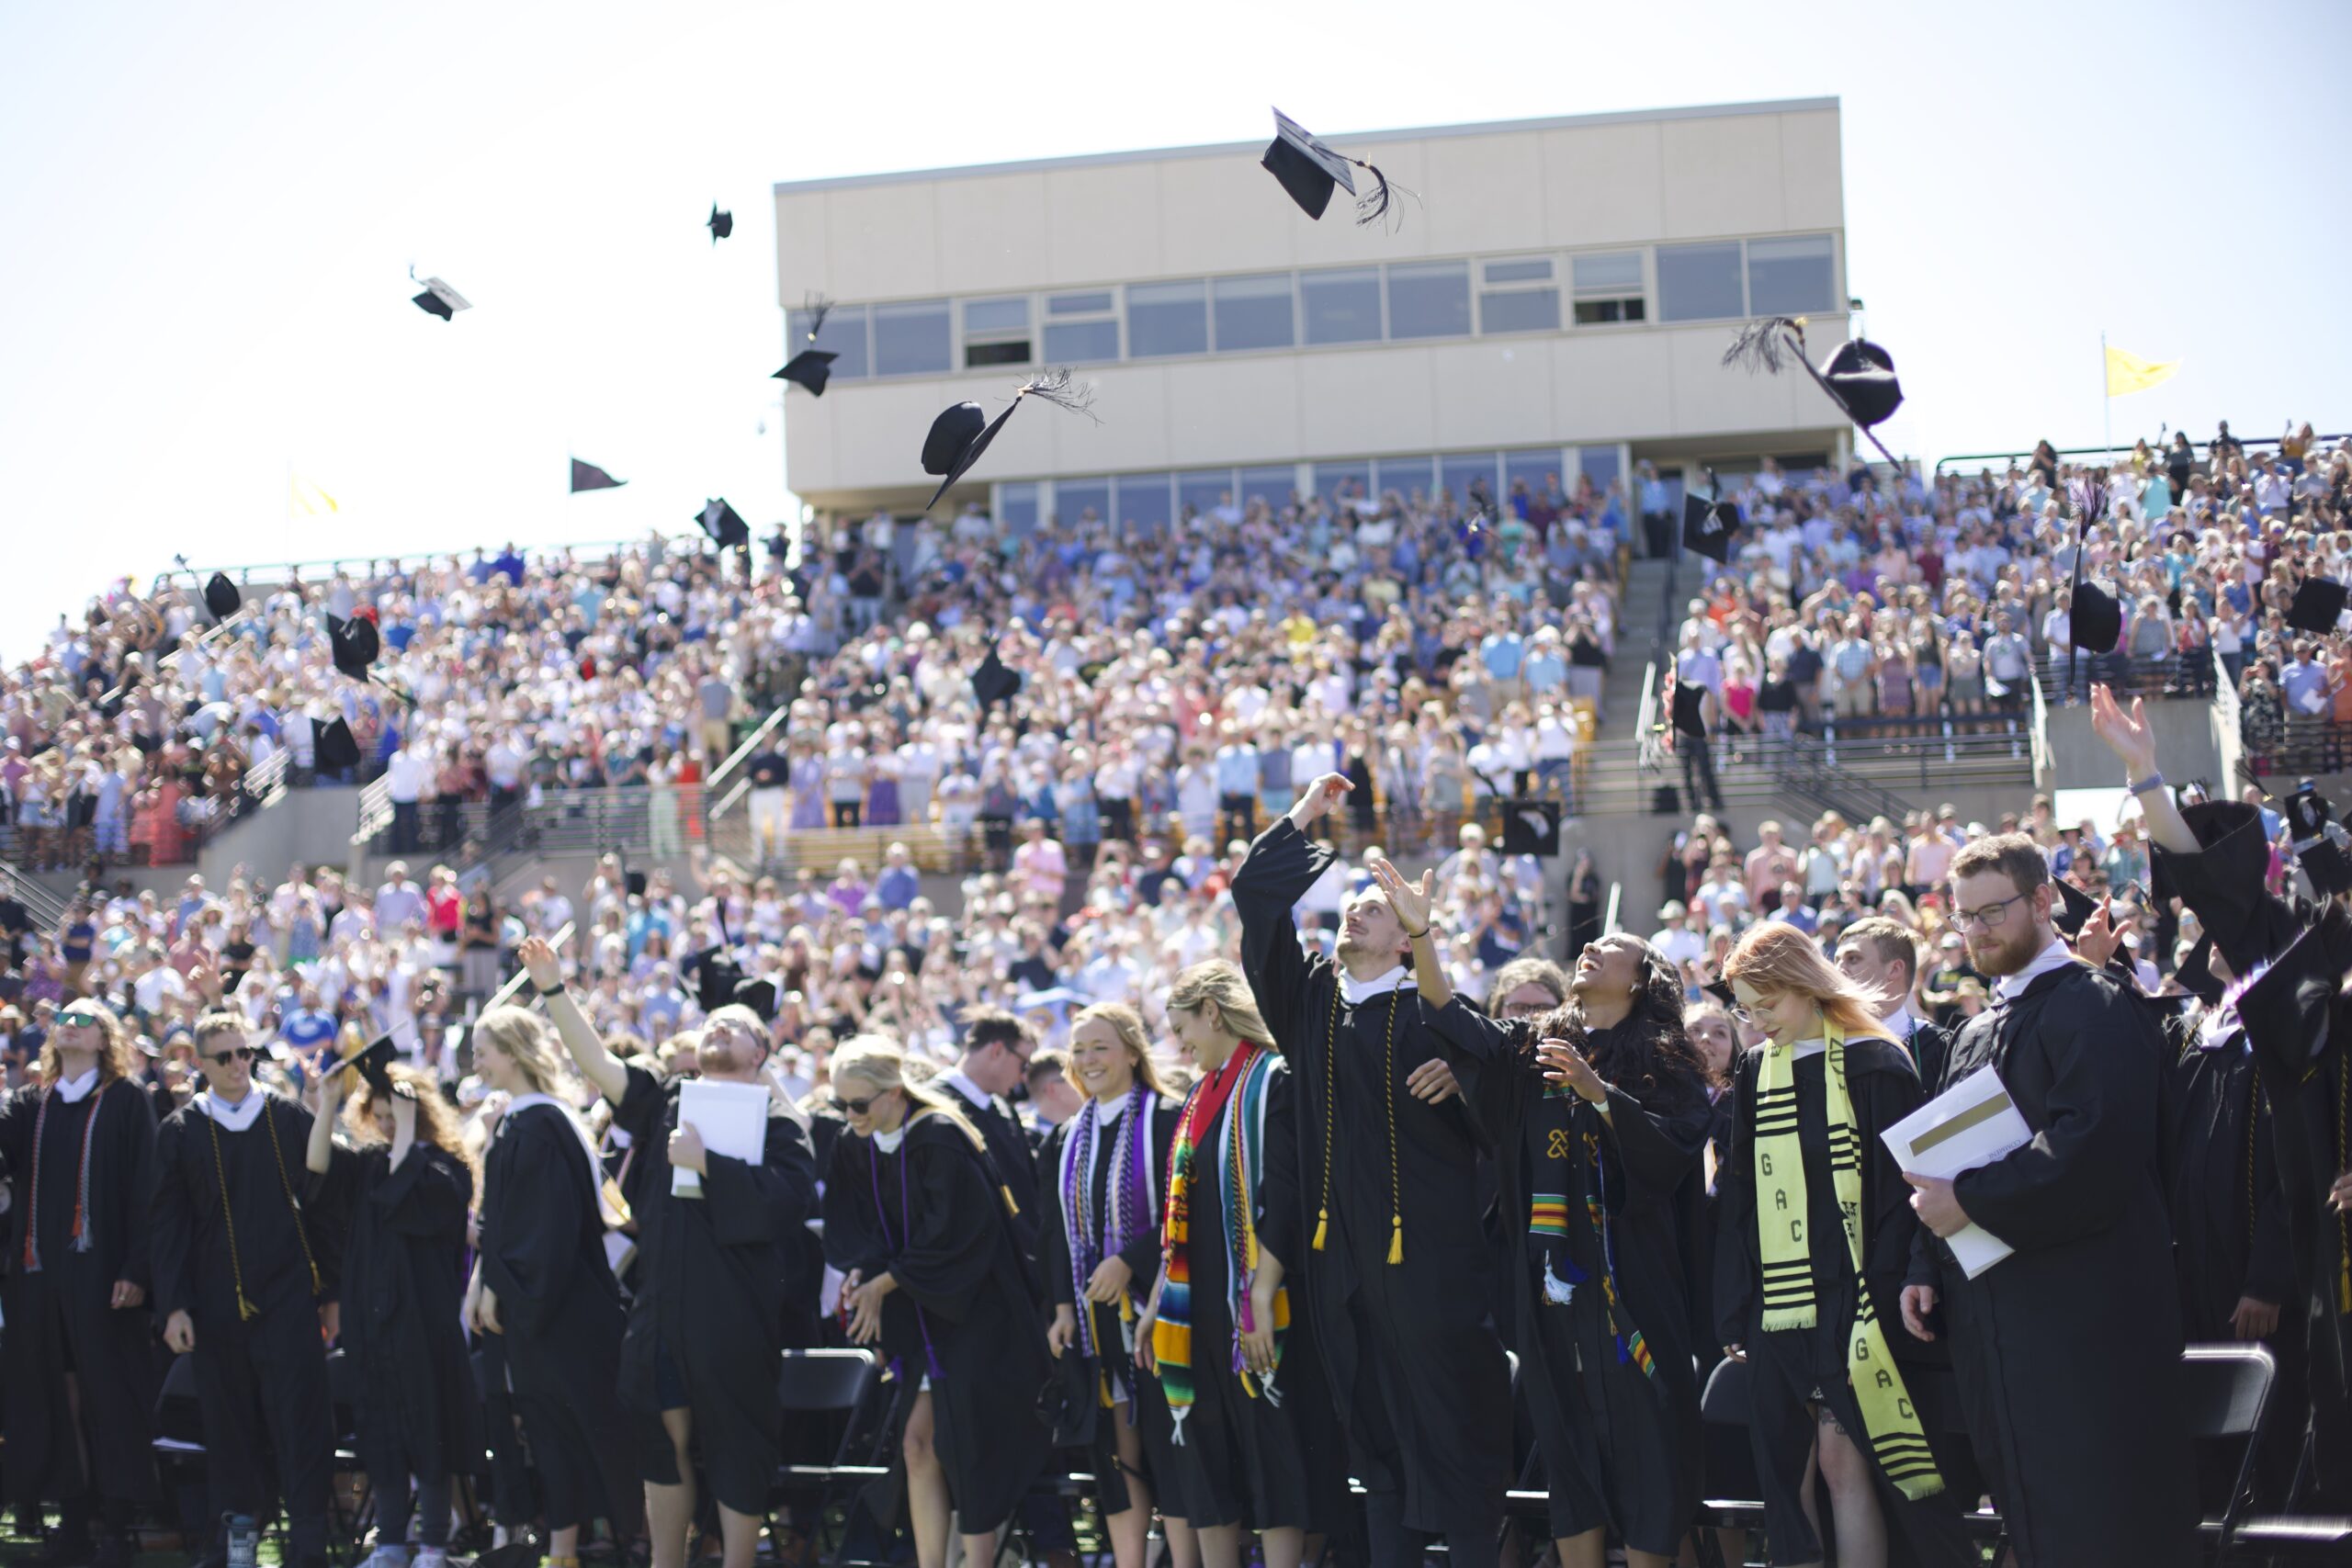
[1387, 1214, 1404, 1266]
[238, 1295, 258, 1322]
[2338, 1258, 2349, 1316]
[1313, 1209, 1329, 1252]
[1001, 1184, 1021, 1218]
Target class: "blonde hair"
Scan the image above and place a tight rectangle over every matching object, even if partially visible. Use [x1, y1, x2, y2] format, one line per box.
[1723, 922, 1890, 1043]
[1069, 1001, 1169, 1096]
[830, 1038, 991, 1162]
[40, 1001, 137, 1087]
[470, 1005, 571, 1097]
[1165, 958, 1277, 1049]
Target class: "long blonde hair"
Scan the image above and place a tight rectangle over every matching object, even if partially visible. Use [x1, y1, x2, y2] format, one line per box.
[471, 1005, 572, 1097]
[1723, 922, 1890, 1043]
[40, 1001, 137, 1088]
[1164, 959, 1277, 1049]
[1069, 1001, 1170, 1096]
[830, 1038, 991, 1162]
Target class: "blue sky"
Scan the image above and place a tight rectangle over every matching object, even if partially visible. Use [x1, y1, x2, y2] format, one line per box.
[2, 0, 2346, 660]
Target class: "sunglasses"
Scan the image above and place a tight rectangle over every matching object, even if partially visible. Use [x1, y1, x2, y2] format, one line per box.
[207, 1046, 255, 1066]
[830, 1092, 887, 1117]
[57, 1010, 107, 1027]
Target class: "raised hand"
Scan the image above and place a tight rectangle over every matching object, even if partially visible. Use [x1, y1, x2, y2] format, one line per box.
[1287, 773, 1351, 829]
[517, 935, 561, 994]
[2088, 683, 2157, 779]
[1365, 852, 1435, 937]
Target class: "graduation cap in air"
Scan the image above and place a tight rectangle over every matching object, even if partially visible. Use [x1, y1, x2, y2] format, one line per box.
[1722, 317, 1903, 466]
[625, 870, 648, 897]
[312, 716, 361, 773]
[971, 644, 1023, 712]
[774, 296, 838, 395]
[1681, 491, 1741, 563]
[922, 369, 1097, 513]
[1670, 678, 1708, 739]
[733, 976, 777, 1023]
[707, 203, 732, 243]
[2287, 576, 2347, 636]
[686, 946, 746, 1014]
[1500, 799, 1560, 859]
[1261, 108, 1398, 226]
[203, 572, 241, 622]
[409, 270, 471, 321]
[324, 1035, 398, 1095]
[2070, 581, 2122, 656]
[327, 614, 379, 681]
[571, 458, 626, 493]
[696, 498, 751, 550]
[1701, 978, 1739, 1011]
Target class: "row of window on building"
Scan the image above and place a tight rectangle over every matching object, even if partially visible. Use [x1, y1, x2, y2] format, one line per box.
[983, 446, 1630, 534]
[789, 234, 1838, 381]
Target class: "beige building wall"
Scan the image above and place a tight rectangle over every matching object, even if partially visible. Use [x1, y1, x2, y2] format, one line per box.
[774, 99, 1849, 513]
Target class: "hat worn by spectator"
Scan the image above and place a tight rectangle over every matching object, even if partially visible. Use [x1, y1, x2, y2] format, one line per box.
[922, 370, 1096, 513]
[775, 296, 838, 396]
[1261, 108, 1398, 225]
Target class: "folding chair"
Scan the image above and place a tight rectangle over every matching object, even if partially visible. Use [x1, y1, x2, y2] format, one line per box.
[771, 1349, 888, 1567]
[2175, 1344, 2352, 1561]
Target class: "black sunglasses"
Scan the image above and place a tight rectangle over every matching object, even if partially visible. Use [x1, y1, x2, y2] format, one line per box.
[830, 1092, 887, 1117]
[207, 1046, 255, 1066]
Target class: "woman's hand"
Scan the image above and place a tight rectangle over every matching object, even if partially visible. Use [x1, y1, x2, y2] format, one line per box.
[2088, 683, 2158, 779]
[518, 935, 561, 994]
[1133, 1308, 1159, 1372]
[470, 1285, 503, 1337]
[1083, 1255, 1132, 1305]
[1240, 1280, 1281, 1376]
[1536, 1038, 1608, 1105]
[845, 1271, 895, 1345]
[317, 1060, 345, 1109]
[1046, 1304, 1078, 1358]
[1365, 852, 1435, 938]
[1722, 1342, 1747, 1363]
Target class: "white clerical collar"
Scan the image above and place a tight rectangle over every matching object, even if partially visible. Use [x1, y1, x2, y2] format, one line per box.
[1339, 964, 1414, 1005]
[942, 1072, 991, 1110]
[1786, 1036, 1829, 1061]
[54, 1066, 100, 1104]
[198, 1089, 267, 1131]
[1882, 1006, 1918, 1042]
[873, 1123, 907, 1153]
[1996, 935, 2082, 1001]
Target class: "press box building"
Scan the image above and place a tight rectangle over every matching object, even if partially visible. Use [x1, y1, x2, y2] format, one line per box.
[771, 97, 1854, 529]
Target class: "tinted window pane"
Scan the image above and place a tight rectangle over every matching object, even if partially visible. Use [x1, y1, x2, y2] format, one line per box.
[965, 339, 1031, 368]
[1178, 470, 1232, 520]
[997, 481, 1040, 535]
[1314, 461, 1372, 509]
[1114, 472, 1172, 533]
[1656, 243, 1745, 322]
[1054, 479, 1109, 527]
[787, 304, 866, 380]
[1747, 234, 1836, 316]
[1301, 267, 1383, 344]
[1048, 291, 1114, 315]
[1578, 446, 1623, 491]
[872, 299, 951, 376]
[1572, 251, 1644, 292]
[1505, 448, 1564, 499]
[1480, 288, 1560, 333]
[1214, 274, 1295, 352]
[1484, 258, 1554, 284]
[1573, 299, 1645, 324]
[1127, 280, 1208, 358]
[964, 297, 1030, 333]
[1239, 465, 1298, 513]
[1441, 454, 1498, 508]
[1386, 262, 1471, 340]
[1042, 319, 1120, 363]
[1374, 457, 1433, 501]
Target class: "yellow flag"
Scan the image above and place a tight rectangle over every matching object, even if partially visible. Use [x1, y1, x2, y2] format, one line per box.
[288, 473, 340, 516]
[2105, 346, 2180, 398]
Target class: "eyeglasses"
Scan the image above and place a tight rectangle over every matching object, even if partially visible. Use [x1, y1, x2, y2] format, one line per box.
[1951, 892, 2029, 931]
[207, 1046, 255, 1066]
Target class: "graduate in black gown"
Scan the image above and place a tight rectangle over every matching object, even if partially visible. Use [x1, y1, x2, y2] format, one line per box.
[0, 1001, 160, 1568]
[1901, 827, 2198, 1568]
[1388, 873, 1711, 1568]
[1146, 960, 1343, 1568]
[1231, 775, 1511, 1568]
[305, 1055, 481, 1568]
[822, 1039, 1050, 1568]
[1680, 998, 1755, 1568]
[467, 1004, 647, 1568]
[152, 1012, 343, 1568]
[1036, 1002, 1199, 1568]
[524, 936, 821, 1568]
[1718, 923, 1973, 1568]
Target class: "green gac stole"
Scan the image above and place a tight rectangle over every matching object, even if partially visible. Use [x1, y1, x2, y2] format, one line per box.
[1752, 1019, 1943, 1499]
[1153, 1041, 1290, 1443]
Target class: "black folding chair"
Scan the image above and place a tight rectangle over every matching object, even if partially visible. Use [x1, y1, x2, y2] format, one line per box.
[771, 1348, 888, 1568]
[2175, 1344, 2352, 1561]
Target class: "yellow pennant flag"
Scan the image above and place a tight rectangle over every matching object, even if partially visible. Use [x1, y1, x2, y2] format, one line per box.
[288, 473, 340, 516]
[2105, 346, 2180, 398]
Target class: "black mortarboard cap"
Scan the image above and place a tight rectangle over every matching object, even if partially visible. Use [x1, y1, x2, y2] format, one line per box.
[2052, 877, 2099, 940]
[2071, 581, 2122, 655]
[571, 458, 626, 492]
[625, 870, 648, 897]
[972, 645, 1023, 712]
[707, 203, 732, 243]
[410, 275, 470, 321]
[328, 614, 379, 681]
[775, 297, 838, 396]
[697, 498, 751, 550]
[2228, 925, 2335, 1075]
[1261, 109, 1396, 226]
[1681, 492, 1740, 563]
[1670, 680, 1708, 739]
[327, 1035, 398, 1094]
[2286, 576, 2347, 636]
[1702, 979, 1738, 1010]
[922, 371, 1096, 514]
[733, 976, 777, 1023]
[312, 716, 360, 772]
[204, 572, 241, 621]
[1500, 798, 1561, 858]
[687, 945, 744, 1014]
[1821, 337, 1905, 430]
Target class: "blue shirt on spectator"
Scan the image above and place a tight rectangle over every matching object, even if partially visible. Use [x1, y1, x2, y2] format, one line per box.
[1481, 631, 1524, 681]
[876, 863, 922, 911]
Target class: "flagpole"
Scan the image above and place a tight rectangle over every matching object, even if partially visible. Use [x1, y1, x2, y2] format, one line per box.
[2100, 331, 2113, 464]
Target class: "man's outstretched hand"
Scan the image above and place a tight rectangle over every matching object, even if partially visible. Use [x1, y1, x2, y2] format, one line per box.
[1287, 773, 1351, 829]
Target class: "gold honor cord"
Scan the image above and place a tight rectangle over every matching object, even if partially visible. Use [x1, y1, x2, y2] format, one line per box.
[1312, 981, 1404, 1264]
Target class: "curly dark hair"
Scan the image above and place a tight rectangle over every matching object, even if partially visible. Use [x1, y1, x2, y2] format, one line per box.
[1536, 941, 1706, 1112]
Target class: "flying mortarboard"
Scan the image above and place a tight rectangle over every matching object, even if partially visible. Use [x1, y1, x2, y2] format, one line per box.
[2286, 576, 2347, 636]
[324, 1035, 398, 1095]
[327, 614, 379, 681]
[922, 369, 1097, 514]
[1500, 798, 1561, 858]
[1701, 979, 1739, 1011]
[570, 458, 627, 493]
[2052, 877, 2100, 941]
[733, 977, 777, 1024]
[312, 716, 361, 773]
[1722, 317, 1903, 466]
[696, 498, 751, 550]
[203, 572, 241, 622]
[2070, 581, 2122, 656]
[409, 270, 471, 321]
[1261, 108, 1398, 226]
[774, 295, 838, 396]
[1670, 679, 1708, 740]
[1681, 491, 1740, 563]
[971, 644, 1023, 712]
[707, 203, 732, 243]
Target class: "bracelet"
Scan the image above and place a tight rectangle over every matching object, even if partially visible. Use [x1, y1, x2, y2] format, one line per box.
[533, 981, 562, 998]
[1405, 924, 1430, 941]
[2127, 772, 2166, 795]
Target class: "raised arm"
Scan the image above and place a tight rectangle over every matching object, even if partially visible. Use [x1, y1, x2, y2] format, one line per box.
[2089, 683, 2193, 855]
[1229, 774, 1349, 1050]
[306, 1062, 344, 1175]
[1367, 853, 1448, 1007]
[520, 934, 627, 1104]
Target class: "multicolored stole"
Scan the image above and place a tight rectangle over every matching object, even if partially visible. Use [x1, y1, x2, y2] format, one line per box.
[1528, 1085, 1654, 1379]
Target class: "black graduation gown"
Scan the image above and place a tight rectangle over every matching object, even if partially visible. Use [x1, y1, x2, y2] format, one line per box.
[2161, 1021, 2293, 1342]
[152, 1092, 340, 1543]
[954, 1085, 1043, 1227]
[1430, 1002, 1708, 1555]
[1905, 962, 2199, 1568]
[612, 1065, 820, 1515]
[821, 1113, 1051, 1537]
[323, 1139, 481, 1482]
[479, 1100, 639, 1536]
[1718, 1038, 1972, 1568]
[1232, 818, 1511, 1540]
[0, 1077, 161, 1506]
[1035, 1093, 1191, 1518]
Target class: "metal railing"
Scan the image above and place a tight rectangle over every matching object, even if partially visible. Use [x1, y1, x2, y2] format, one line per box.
[2033, 650, 2219, 704]
[1933, 432, 2348, 479]
[2240, 717, 2352, 780]
[707, 703, 795, 823]
[357, 785, 712, 865]
[0, 860, 73, 931]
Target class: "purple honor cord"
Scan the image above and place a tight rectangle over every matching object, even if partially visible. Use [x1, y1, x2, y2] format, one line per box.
[868, 1137, 942, 1381]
